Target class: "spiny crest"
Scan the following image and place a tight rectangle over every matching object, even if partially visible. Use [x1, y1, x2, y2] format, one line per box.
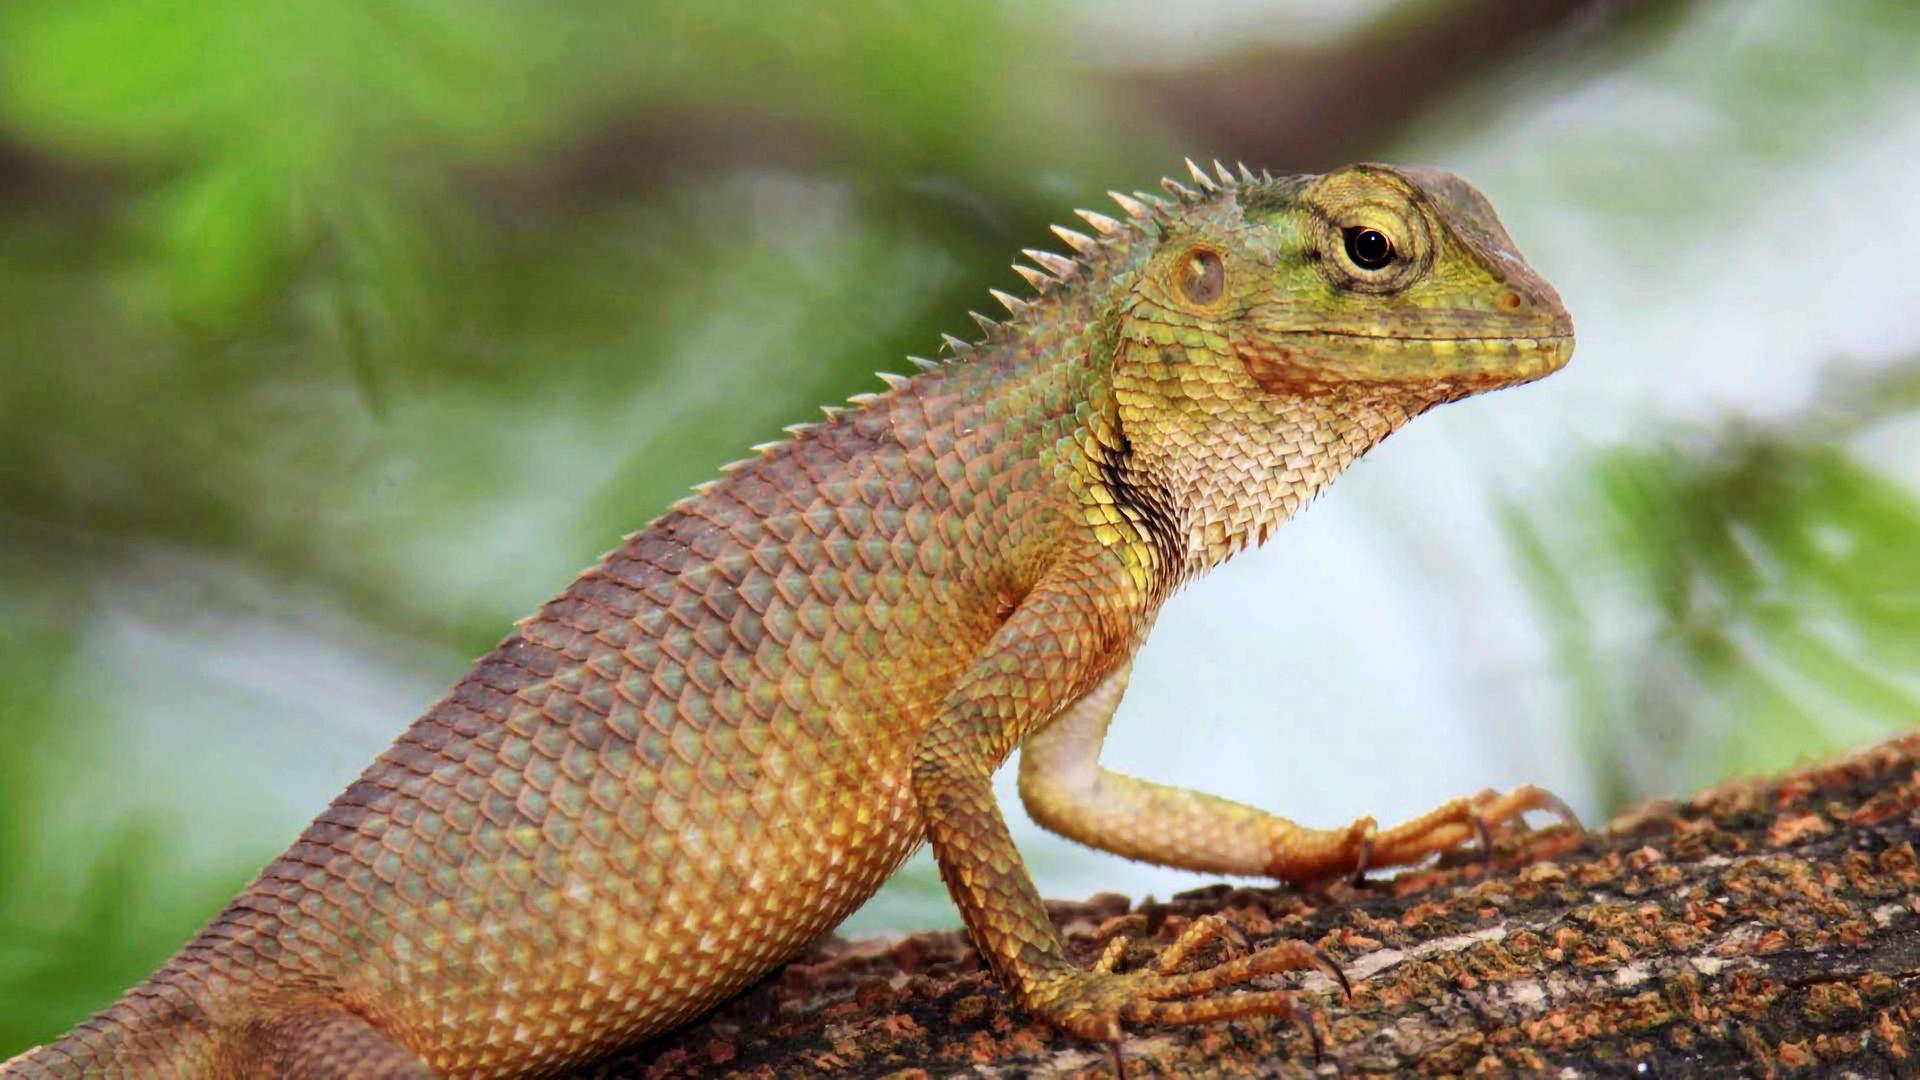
[1073, 209, 1123, 236]
[1023, 248, 1077, 279]
[987, 288, 1028, 318]
[932, 157, 1256, 362]
[1012, 264, 1053, 293]
[1185, 158, 1219, 194]
[1107, 190, 1151, 220]
[672, 159, 1262, 509]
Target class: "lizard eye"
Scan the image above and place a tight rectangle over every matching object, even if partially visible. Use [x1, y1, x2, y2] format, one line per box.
[1343, 227, 1395, 271]
[1180, 249, 1225, 305]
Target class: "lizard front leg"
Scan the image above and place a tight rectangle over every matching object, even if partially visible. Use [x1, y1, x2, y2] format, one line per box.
[911, 560, 1325, 1043]
[1019, 661, 1577, 885]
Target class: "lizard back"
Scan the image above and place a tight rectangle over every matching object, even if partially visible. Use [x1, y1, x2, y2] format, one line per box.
[14, 262, 1140, 1079]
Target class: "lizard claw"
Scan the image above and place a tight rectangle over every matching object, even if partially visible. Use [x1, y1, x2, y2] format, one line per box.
[1314, 947, 1352, 1001]
[1350, 830, 1376, 886]
[1218, 920, 1253, 955]
[1299, 1006, 1325, 1064]
[1534, 788, 1584, 831]
[1472, 810, 1497, 871]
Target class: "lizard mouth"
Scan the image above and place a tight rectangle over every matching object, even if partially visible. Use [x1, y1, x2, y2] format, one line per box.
[1271, 328, 1575, 346]
[1290, 332, 1574, 344]
[1240, 328, 1575, 392]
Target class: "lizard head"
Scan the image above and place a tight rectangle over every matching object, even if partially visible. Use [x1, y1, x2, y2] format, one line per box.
[1126, 163, 1573, 403]
[1100, 163, 1574, 570]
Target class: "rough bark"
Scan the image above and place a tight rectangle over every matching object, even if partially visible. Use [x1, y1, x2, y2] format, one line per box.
[577, 732, 1920, 1079]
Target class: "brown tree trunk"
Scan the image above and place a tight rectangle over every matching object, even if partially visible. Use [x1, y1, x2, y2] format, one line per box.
[577, 733, 1920, 1078]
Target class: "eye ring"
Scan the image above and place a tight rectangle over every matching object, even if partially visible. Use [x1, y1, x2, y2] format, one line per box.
[1343, 227, 1396, 271]
[1179, 249, 1225, 305]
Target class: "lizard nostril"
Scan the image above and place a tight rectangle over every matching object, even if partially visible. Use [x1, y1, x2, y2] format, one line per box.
[1497, 290, 1526, 312]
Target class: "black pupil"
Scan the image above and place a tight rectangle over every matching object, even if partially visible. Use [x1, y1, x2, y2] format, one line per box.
[1345, 227, 1394, 270]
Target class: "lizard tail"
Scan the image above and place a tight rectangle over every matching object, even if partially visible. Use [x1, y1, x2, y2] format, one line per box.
[0, 985, 222, 1079]
[5, 1001, 434, 1080]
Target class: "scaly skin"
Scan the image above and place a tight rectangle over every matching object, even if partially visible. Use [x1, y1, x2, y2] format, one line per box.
[4, 160, 1574, 1079]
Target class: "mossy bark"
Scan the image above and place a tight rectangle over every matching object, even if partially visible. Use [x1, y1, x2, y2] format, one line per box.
[579, 733, 1920, 1078]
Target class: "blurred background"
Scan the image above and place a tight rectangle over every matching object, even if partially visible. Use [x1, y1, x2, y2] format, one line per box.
[2, 0, 1917, 1056]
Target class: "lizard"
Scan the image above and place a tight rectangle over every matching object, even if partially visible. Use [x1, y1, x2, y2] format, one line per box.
[3, 159, 1575, 1079]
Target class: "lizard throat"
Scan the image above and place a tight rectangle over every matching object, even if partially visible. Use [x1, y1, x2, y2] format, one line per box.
[1162, 392, 1426, 581]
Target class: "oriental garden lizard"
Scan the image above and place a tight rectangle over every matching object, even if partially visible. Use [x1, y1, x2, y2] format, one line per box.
[4, 160, 1576, 1078]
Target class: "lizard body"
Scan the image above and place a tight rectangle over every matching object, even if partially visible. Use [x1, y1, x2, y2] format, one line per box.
[4, 161, 1573, 1079]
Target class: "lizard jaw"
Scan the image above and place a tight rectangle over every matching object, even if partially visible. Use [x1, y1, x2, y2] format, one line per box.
[1237, 330, 1574, 395]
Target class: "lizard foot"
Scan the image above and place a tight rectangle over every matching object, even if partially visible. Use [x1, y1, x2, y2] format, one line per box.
[1033, 915, 1339, 1047]
[1270, 784, 1580, 888]
[1364, 784, 1581, 875]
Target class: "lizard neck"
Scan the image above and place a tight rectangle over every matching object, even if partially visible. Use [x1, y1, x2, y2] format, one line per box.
[1106, 342, 1435, 584]
[1172, 392, 1426, 579]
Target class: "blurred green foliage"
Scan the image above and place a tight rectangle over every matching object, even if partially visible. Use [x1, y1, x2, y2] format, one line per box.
[0, 1, 1146, 646]
[0, 0, 1098, 339]
[1508, 364, 1920, 809]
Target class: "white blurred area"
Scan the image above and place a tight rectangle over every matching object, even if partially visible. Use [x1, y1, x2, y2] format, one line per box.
[31, 0, 1920, 935]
